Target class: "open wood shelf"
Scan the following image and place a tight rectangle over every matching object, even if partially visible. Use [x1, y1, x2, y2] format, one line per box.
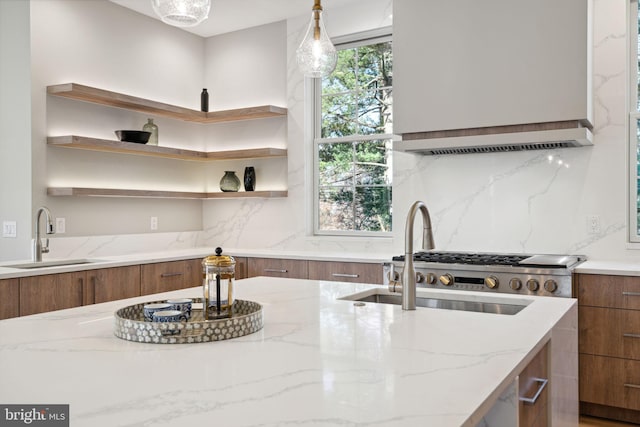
[47, 187, 288, 199]
[47, 83, 287, 123]
[48, 136, 287, 161]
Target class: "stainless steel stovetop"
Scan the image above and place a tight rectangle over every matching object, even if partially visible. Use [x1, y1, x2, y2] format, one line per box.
[384, 251, 586, 298]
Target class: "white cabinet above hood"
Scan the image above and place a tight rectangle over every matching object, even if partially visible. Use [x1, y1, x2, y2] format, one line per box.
[393, 0, 593, 155]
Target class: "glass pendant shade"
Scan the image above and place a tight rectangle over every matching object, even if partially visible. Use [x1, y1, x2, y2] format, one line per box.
[151, 0, 211, 28]
[296, 1, 337, 78]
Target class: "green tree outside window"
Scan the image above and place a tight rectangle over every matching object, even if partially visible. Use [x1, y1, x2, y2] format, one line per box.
[316, 39, 393, 233]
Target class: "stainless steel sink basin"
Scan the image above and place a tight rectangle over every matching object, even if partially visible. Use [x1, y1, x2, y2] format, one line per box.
[4, 259, 103, 269]
[341, 290, 528, 315]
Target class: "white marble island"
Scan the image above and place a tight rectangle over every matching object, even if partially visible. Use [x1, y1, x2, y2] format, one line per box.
[0, 277, 577, 426]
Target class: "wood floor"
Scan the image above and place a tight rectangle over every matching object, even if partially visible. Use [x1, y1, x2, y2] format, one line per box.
[580, 415, 638, 426]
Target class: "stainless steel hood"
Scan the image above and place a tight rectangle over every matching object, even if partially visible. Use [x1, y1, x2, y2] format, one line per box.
[394, 122, 593, 156]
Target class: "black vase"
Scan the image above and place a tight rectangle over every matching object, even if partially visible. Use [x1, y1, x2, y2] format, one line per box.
[244, 166, 256, 191]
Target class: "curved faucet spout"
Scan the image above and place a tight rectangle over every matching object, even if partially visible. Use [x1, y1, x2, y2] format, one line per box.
[402, 201, 435, 310]
[33, 206, 55, 262]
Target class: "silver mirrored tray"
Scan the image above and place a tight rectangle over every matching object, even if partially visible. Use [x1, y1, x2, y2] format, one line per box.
[114, 298, 263, 344]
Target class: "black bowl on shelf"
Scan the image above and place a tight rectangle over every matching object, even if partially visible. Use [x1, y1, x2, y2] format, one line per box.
[115, 130, 151, 144]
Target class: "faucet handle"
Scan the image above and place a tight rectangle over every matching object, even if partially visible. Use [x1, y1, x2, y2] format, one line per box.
[41, 238, 50, 254]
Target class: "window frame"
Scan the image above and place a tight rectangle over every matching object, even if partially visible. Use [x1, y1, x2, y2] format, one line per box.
[629, 0, 640, 242]
[312, 28, 394, 238]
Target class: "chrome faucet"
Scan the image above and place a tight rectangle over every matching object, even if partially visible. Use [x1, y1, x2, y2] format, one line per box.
[33, 206, 55, 262]
[392, 201, 435, 310]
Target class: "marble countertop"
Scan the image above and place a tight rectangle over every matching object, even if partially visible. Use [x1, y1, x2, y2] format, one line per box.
[3, 246, 640, 280]
[0, 277, 575, 426]
[0, 247, 391, 280]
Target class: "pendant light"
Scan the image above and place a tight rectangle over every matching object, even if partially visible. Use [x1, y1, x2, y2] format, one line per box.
[151, 0, 211, 28]
[296, 0, 337, 78]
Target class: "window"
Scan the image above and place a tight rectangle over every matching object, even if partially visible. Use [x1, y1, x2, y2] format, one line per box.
[314, 32, 393, 235]
[630, 1, 640, 241]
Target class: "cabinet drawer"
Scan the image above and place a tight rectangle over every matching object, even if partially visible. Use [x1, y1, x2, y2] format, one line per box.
[519, 343, 549, 427]
[308, 261, 383, 284]
[580, 354, 640, 411]
[247, 258, 308, 279]
[577, 274, 640, 310]
[579, 306, 640, 360]
[141, 261, 191, 295]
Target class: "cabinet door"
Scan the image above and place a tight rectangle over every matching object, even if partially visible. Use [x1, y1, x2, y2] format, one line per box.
[90, 265, 141, 304]
[184, 258, 202, 288]
[141, 261, 190, 295]
[519, 343, 549, 427]
[20, 272, 87, 316]
[247, 258, 308, 279]
[0, 278, 19, 319]
[579, 306, 640, 360]
[577, 274, 640, 310]
[234, 257, 248, 280]
[308, 261, 383, 284]
[580, 354, 640, 412]
[393, 0, 590, 135]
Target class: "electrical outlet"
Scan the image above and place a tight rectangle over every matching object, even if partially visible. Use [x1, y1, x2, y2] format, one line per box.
[150, 216, 158, 231]
[2, 221, 17, 238]
[587, 215, 601, 234]
[56, 217, 66, 234]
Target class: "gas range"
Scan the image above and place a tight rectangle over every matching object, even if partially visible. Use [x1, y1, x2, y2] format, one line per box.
[384, 251, 586, 298]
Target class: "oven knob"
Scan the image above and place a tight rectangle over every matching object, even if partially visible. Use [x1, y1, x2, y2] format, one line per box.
[439, 274, 454, 286]
[416, 272, 425, 283]
[484, 276, 499, 289]
[544, 280, 558, 293]
[426, 273, 437, 285]
[509, 278, 522, 290]
[527, 279, 540, 292]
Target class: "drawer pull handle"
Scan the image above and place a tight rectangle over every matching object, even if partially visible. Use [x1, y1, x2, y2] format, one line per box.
[520, 378, 548, 405]
[624, 383, 640, 390]
[623, 333, 640, 339]
[264, 269, 288, 273]
[332, 273, 359, 278]
[622, 292, 640, 297]
[161, 272, 183, 278]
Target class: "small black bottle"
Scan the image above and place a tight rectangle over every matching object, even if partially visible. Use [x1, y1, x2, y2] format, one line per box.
[201, 88, 209, 112]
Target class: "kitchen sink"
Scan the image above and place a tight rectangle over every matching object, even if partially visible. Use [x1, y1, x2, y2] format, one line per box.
[340, 289, 529, 315]
[4, 259, 103, 269]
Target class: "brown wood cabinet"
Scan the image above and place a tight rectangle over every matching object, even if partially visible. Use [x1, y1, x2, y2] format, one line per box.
[0, 278, 19, 319]
[234, 257, 248, 280]
[247, 257, 308, 279]
[308, 261, 383, 284]
[519, 343, 549, 427]
[577, 273, 640, 424]
[89, 265, 141, 304]
[19, 271, 88, 316]
[141, 260, 200, 295]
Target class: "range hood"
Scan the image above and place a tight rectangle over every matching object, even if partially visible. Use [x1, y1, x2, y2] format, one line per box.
[394, 121, 593, 156]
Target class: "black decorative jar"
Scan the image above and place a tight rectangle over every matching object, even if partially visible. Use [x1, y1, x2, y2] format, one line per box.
[244, 166, 256, 192]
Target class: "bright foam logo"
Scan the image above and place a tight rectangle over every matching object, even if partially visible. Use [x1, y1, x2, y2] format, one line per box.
[0, 405, 68, 426]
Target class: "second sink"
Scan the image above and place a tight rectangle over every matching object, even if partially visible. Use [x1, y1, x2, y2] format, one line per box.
[340, 289, 529, 315]
[5, 259, 102, 269]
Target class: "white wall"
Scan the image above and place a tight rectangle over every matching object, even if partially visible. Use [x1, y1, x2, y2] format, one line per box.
[201, 0, 637, 262]
[7, 0, 637, 263]
[28, 0, 206, 241]
[0, 0, 32, 261]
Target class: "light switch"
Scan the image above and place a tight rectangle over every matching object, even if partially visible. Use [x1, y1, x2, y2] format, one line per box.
[2, 221, 17, 238]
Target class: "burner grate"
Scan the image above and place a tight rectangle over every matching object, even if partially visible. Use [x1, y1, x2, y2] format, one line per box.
[392, 252, 529, 266]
